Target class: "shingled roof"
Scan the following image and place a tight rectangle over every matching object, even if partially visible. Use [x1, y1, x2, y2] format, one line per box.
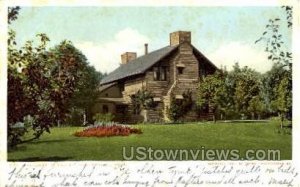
[100, 45, 178, 85]
[100, 44, 217, 85]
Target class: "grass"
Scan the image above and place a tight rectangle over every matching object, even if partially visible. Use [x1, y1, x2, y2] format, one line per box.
[7, 121, 292, 161]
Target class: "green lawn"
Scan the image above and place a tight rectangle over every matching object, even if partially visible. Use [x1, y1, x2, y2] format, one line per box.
[8, 121, 292, 161]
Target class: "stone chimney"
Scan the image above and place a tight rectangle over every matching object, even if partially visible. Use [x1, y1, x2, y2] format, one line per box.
[170, 31, 191, 46]
[121, 52, 137, 65]
[144, 43, 148, 55]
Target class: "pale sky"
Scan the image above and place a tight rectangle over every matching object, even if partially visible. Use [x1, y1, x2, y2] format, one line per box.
[10, 7, 292, 73]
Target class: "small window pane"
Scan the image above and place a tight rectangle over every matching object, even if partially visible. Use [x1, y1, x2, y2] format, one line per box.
[160, 67, 166, 81]
[178, 67, 184, 74]
[153, 67, 160, 81]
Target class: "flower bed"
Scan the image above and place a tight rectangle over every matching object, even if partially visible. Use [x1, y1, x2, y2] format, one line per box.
[74, 124, 142, 137]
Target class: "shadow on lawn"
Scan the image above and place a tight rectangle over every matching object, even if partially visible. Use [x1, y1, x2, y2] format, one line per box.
[8, 156, 73, 162]
[27, 139, 81, 144]
[221, 120, 270, 123]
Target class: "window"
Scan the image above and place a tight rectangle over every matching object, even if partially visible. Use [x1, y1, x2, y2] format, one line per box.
[153, 66, 167, 81]
[160, 67, 166, 81]
[153, 67, 159, 81]
[102, 105, 109, 113]
[177, 67, 184, 74]
[105, 93, 109, 97]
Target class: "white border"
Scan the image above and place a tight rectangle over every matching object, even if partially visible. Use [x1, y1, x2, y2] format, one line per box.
[1, 0, 299, 186]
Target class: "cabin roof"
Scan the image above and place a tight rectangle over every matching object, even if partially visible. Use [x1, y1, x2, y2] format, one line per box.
[100, 44, 217, 85]
[100, 45, 178, 85]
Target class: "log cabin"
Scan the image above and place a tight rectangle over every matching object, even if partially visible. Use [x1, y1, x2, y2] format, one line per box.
[94, 31, 217, 123]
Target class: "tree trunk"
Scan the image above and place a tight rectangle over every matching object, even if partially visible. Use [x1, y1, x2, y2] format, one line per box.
[251, 112, 254, 120]
[280, 113, 284, 129]
[213, 113, 216, 123]
[142, 109, 148, 123]
[83, 112, 87, 126]
[278, 112, 284, 129]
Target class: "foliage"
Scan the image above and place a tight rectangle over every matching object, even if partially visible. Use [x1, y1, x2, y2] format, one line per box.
[93, 113, 115, 124]
[167, 96, 182, 122]
[8, 6, 20, 24]
[8, 30, 95, 146]
[64, 108, 86, 126]
[7, 115, 34, 147]
[74, 125, 142, 137]
[131, 89, 156, 113]
[8, 32, 53, 145]
[67, 65, 103, 123]
[248, 95, 267, 119]
[271, 74, 292, 128]
[261, 63, 289, 113]
[167, 90, 193, 122]
[197, 71, 226, 122]
[255, 6, 292, 67]
[255, 6, 292, 127]
[232, 66, 262, 117]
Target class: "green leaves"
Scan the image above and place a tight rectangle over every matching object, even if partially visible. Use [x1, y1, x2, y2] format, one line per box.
[8, 6, 20, 24]
[167, 90, 193, 122]
[197, 71, 226, 116]
[131, 89, 156, 111]
[8, 31, 101, 147]
[255, 7, 292, 68]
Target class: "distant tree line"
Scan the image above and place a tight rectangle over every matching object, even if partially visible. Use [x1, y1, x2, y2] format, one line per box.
[197, 6, 292, 128]
[197, 63, 291, 125]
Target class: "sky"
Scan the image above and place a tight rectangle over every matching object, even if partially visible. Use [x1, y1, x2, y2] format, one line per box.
[10, 6, 292, 73]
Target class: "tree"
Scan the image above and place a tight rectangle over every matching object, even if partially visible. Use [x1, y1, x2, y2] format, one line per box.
[271, 73, 292, 128]
[8, 6, 20, 24]
[8, 31, 54, 146]
[261, 63, 289, 114]
[47, 40, 99, 126]
[131, 89, 156, 122]
[67, 65, 103, 124]
[248, 95, 266, 120]
[255, 6, 292, 68]
[197, 71, 226, 123]
[167, 90, 193, 123]
[7, 29, 95, 146]
[255, 6, 292, 126]
[233, 67, 261, 118]
[221, 63, 265, 120]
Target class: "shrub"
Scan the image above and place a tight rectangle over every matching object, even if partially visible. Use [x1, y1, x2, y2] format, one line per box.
[167, 90, 193, 122]
[65, 108, 85, 126]
[269, 116, 281, 121]
[8, 115, 34, 147]
[93, 113, 114, 123]
[131, 89, 157, 113]
[274, 126, 292, 135]
[74, 125, 142, 137]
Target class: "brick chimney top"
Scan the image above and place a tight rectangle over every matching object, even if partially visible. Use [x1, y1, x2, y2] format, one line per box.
[170, 31, 191, 46]
[121, 52, 137, 65]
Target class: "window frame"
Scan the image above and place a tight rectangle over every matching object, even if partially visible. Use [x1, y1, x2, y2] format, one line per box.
[177, 67, 184, 75]
[153, 66, 167, 81]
